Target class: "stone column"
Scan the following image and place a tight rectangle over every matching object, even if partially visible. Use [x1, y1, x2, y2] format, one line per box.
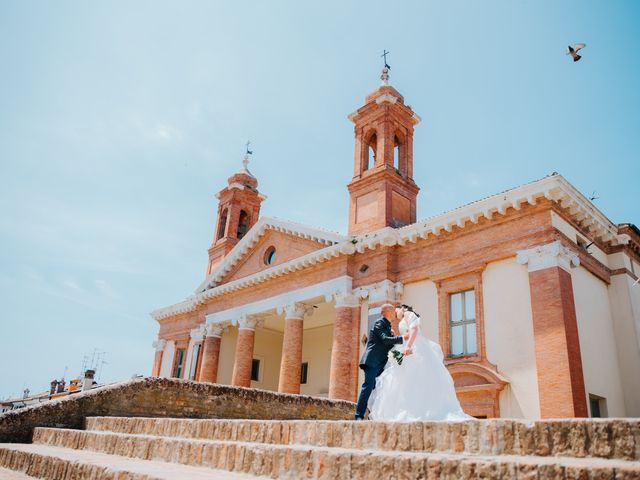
[329, 291, 361, 401]
[517, 240, 588, 418]
[278, 303, 312, 394]
[151, 339, 165, 377]
[199, 324, 225, 383]
[231, 315, 259, 387]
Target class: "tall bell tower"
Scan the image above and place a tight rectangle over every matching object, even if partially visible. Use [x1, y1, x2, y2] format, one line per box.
[347, 63, 421, 235]
[207, 148, 266, 275]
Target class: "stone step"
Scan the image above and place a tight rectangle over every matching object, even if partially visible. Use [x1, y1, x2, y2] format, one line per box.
[0, 467, 38, 479]
[33, 427, 640, 479]
[0, 443, 265, 480]
[86, 416, 640, 461]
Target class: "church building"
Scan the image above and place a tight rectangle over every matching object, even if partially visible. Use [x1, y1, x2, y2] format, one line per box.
[151, 68, 640, 420]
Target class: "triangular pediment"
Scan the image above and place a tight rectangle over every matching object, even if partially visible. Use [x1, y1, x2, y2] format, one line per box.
[196, 217, 347, 292]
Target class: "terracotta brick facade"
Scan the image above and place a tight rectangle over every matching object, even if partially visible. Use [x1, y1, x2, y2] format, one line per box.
[151, 74, 639, 421]
[278, 318, 304, 394]
[199, 335, 221, 384]
[231, 328, 255, 388]
[528, 266, 588, 418]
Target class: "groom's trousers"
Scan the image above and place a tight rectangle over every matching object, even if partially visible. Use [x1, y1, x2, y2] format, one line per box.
[355, 364, 385, 419]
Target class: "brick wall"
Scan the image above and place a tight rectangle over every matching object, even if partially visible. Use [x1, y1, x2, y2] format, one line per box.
[0, 377, 355, 443]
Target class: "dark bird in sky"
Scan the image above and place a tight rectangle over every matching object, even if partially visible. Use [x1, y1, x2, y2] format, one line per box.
[567, 43, 586, 62]
[589, 190, 599, 201]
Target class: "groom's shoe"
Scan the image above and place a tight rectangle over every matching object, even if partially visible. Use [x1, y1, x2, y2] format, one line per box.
[354, 415, 364, 421]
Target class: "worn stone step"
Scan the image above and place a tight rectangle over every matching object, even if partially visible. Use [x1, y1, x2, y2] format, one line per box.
[86, 416, 640, 461]
[0, 443, 265, 480]
[33, 427, 640, 479]
[0, 467, 38, 479]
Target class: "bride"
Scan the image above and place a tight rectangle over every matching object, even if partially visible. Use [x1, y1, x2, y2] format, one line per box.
[368, 305, 472, 421]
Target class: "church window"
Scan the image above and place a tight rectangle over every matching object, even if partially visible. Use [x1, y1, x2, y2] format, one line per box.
[173, 349, 186, 378]
[300, 362, 309, 384]
[264, 246, 276, 265]
[393, 139, 400, 170]
[449, 290, 477, 357]
[365, 133, 377, 170]
[217, 209, 228, 240]
[237, 210, 249, 239]
[251, 358, 261, 382]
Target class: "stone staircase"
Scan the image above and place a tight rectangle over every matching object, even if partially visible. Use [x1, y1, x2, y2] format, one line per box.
[0, 417, 639, 479]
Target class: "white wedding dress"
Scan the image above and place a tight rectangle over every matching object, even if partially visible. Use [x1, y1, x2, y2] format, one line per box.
[368, 311, 472, 421]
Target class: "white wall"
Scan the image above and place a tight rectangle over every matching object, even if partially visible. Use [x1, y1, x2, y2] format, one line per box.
[159, 340, 175, 378]
[300, 324, 333, 396]
[607, 253, 640, 416]
[483, 259, 541, 419]
[251, 328, 283, 391]
[218, 328, 238, 385]
[572, 266, 626, 417]
[402, 280, 439, 342]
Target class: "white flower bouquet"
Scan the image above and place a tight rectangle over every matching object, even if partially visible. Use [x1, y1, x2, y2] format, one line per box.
[388, 348, 404, 366]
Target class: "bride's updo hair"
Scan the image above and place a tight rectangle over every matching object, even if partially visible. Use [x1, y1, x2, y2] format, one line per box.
[399, 304, 420, 318]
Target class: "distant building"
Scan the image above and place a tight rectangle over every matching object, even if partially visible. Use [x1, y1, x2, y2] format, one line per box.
[151, 69, 640, 420]
[0, 370, 98, 413]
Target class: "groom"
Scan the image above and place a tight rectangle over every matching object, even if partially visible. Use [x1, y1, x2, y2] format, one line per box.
[355, 303, 406, 420]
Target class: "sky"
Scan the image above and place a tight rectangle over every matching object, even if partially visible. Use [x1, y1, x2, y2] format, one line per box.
[0, 1, 638, 400]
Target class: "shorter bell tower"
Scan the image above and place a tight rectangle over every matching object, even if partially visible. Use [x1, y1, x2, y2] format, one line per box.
[207, 149, 266, 275]
[347, 64, 421, 235]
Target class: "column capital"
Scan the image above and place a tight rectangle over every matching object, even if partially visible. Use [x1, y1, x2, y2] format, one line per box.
[333, 290, 360, 308]
[205, 323, 226, 338]
[152, 339, 166, 352]
[356, 279, 403, 305]
[190, 325, 206, 342]
[282, 302, 314, 320]
[517, 240, 580, 273]
[237, 314, 263, 331]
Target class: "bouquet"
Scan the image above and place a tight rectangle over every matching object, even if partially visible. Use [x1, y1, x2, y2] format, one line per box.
[388, 348, 404, 366]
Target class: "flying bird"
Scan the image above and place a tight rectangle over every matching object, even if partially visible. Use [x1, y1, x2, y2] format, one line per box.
[567, 43, 586, 62]
[589, 191, 599, 201]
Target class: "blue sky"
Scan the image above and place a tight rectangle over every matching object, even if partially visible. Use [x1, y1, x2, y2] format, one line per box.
[0, 1, 638, 399]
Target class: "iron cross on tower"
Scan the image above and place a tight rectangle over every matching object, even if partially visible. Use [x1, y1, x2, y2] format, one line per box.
[381, 50, 390, 69]
[243, 141, 252, 171]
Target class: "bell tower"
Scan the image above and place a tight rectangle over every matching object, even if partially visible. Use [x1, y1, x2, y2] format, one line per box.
[207, 147, 266, 275]
[347, 64, 421, 235]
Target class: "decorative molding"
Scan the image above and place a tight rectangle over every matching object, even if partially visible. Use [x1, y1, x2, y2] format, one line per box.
[283, 302, 314, 320]
[516, 240, 580, 273]
[238, 314, 264, 331]
[205, 323, 227, 338]
[152, 339, 166, 352]
[333, 291, 360, 308]
[152, 173, 624, 322]
[355, 279, 403, 305]
[204, 276, 353, 326]
[195, 216, 348, 293]
[190, 325, 206, 342]
[374, 93, 398, 105]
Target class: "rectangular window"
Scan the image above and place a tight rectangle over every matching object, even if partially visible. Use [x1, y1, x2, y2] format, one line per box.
[449, 289, 477, 357]
[188, 344, 201, 381]
[300, 362, 309, 384]
[173, 349, 186, 378]
[251, 359, 261, 382]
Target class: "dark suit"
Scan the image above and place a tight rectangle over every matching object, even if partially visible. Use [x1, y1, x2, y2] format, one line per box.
[355, 317, 403, 419]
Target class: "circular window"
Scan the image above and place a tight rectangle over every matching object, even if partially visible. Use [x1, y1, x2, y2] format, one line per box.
[264, 246, 276, 265]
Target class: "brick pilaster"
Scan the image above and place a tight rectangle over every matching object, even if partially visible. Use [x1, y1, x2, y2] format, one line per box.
[278, 303, 310, 394]
[518, 241, 587, 418]
[329, 293, 361, 401]
[199, 324, 224, 383]
[231, 316, 258, 387]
